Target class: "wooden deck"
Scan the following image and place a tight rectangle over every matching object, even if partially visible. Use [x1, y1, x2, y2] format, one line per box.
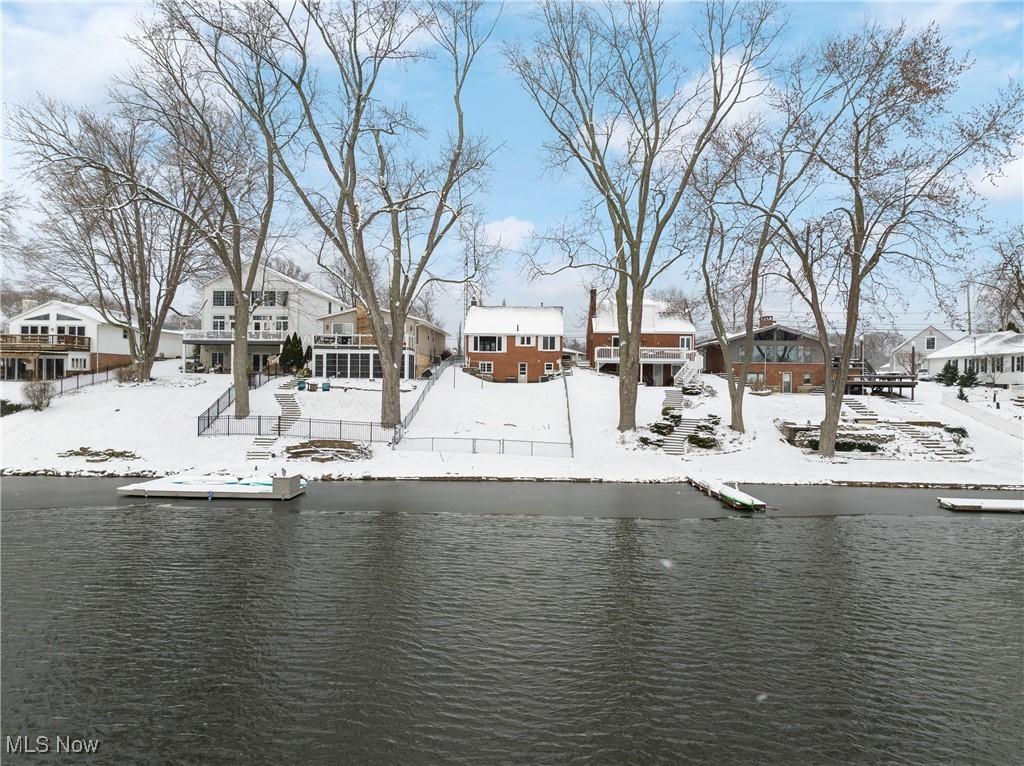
[0, 334, 91, 354]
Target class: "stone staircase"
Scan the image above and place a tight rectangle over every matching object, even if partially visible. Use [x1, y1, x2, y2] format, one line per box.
[843, 396, 879, 422]
[890, 421, 970, 462]
[245, 380, 302, 461]
[662, 418, 706, 455]
[662, 389, 686, 409]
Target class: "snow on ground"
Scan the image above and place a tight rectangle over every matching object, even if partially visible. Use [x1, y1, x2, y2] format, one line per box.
[401, 367, 570, 442]
[249, 377, 421, 422]
[2, 363, 1021, 486]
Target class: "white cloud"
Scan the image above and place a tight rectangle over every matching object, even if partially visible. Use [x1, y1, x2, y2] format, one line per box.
[483, 216, 535, 250]
[971, 155, 1024, 202]
[2, 3, 144, 106]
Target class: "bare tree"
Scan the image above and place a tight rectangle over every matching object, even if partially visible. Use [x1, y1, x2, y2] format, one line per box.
[159, 0, 498, 427]
[15, 105, 212, 379]
[974, 225, 1024, 331]
[508, 0, 779, 431]
[760, 23, 1023, 456]
[268, 255, 310, 283]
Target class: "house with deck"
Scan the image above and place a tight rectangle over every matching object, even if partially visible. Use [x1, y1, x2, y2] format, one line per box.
[463, 303, 564, 382]
[925, 331, 1024, 388]
[585, 289, 700, 386]
[1, 299, 182, 380]
[698, 316, 861, 393]
[187, 264, 445, 378]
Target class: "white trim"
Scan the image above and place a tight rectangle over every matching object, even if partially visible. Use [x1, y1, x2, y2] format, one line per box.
[516, 335, 535, 347]
[478, 361, 493, 374]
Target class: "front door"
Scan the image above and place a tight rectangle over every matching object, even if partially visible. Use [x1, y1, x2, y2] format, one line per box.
[518, 362, 528, 383]
[782, 371, 792, 393]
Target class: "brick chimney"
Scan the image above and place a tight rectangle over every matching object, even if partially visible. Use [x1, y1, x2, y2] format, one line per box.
[758, 315, 774, 329]
[21, 298, 40, 313]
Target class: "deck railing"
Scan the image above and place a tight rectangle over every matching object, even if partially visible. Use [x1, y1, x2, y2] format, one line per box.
[594, 346, 699, 362]
[397, 436, 572, 458]
[183, 330, 286, 343]
[0, 333, 91, 353]
[313, 333, 414, 348]
[200, 415, 397, 443]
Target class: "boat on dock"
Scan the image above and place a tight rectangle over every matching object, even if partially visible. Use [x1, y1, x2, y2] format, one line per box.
[688, 476, 768, 512]
[118, 474, 307, 501]
[937, 497, 1024, 513]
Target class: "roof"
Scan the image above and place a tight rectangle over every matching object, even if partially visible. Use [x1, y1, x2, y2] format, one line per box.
[464, 305, 564, 336]
[695, 322, 820, 348]
[926, 331, 1024, 360]
[591, 299, 695, 334]
[317, 306, 446, 335]
[201, 264, 346, 305]
[890, 326, 959, 355]
[7, 299, 113, 325]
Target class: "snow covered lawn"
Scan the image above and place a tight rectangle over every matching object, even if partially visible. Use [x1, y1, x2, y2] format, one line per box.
[401, 367, 571, 442]
[249, 377, 422, 422]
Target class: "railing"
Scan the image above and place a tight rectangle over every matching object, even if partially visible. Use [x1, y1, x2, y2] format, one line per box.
[197, 385, 236, 435]
[314, 333, 413, 348]
[562, 372, 575, 458]
[594, 346, 699, 362]
[397, 436, 573, 458]
[397, 355, 464, 436]
[0, 333, 91, 352]
[183, 330, 286, 342]
[199, 415, 397, 443]
[3, 367, 119, 398]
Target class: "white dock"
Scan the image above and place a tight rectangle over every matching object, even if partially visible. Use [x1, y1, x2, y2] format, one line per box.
[119, 474, 306, 501]
[688, 477, 768, 512]
[937, 497, 1024, 513]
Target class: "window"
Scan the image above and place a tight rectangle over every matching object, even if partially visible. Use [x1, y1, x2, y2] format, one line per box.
[213, 289, 235, 307]
[472, 336, 502, 352]
[1015, 356, 1024, 372]
[275, 316, 289, 332]
[277, 291, 288, 306]
[211, 352, 225, 368]
[544, 362, 554, 373]
[980, 358, 988, 373]
[993, 357, 1004, 373]
[252, 315, 271, 331]
[332, 322, 355, 336]
[966, 359, 976, 372]
[925, 336, 936, 350]
[611, 336, 620, 348]
[541, 336, 557, 351]
[517, 335, 534, 346]
[263, 291, 276, 307]
[123, 329, 129, 339]
[250, 290, 262, 305]
[212, 316, 226, 331]
[478, 361, 493, 373]
[803, 374, 812, 385]
[679, 336, 693, 349]
[56, 326, 65, 335]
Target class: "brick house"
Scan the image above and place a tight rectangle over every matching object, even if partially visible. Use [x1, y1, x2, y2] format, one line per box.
[585, 289, 699, 386]
[698, 316, 835, 392]
[463, 303, 564, 383]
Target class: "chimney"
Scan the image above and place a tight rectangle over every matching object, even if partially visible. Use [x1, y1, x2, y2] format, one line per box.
[759, 315, 774, 329]
[470, 297, 478, 307]
[588, 287, 598, 320]
[21, 298, 40, 313]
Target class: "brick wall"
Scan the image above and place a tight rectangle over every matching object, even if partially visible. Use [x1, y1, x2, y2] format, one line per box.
[466, 336, 562, 382]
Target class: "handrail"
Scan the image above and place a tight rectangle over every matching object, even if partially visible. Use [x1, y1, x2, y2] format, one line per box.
[562, 371, 575, 458]
[594, 346, 699, 361]
[395, 354, 464, 441]
[0, 333, 91, 351]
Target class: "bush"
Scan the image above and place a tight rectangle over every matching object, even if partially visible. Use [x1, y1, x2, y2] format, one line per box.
[115, 363, 147, 383]
[650, 421, 675, 436]
[687, 433, 719, 449]
[440, 349, 452, 361]
[958, 368, 978, 388]
[638, 436, 664, 448]
[937, 360, 959, 386]
[804, 438, 878, 453]
[23, 380, 55, 411]
[1, 399, 28, 417]
[956, 386, 968, 401]
[944, 425, 969, 439]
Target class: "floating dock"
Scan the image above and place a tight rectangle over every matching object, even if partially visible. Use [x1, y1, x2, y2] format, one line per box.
[937, 497, 1024, 513]
[688, 477, 767, 512]
[118, 474, 306, 501]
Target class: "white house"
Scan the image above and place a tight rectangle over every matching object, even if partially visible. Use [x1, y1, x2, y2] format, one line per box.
[187, 264, 446, 378]
[886, 326, 960, 375]
[1, 299, 183, 380]
[925, 331, 1024, 388]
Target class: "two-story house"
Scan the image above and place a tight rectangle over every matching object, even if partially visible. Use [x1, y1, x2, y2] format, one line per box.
[186, 264, 446, 378]
[463, 303, 564, 383]
[585, 289, 699, 386]
[886, 326, 959, 375]
[1, 299, 182, 380]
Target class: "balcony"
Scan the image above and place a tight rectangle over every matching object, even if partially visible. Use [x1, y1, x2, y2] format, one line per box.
[594, 346, 700, 363]
[314, 334, 413, 349]
[0, 334, 91, 354]
[183, 330, 285, 343]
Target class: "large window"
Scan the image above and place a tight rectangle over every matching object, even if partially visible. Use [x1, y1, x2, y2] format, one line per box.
[473, 336, 503, 352]
[275, 316, 289, 332]
[263, 291, 276, 307]
[541, 336, 558, 351]
[212, 290, 234, 307]
[211, 352, 225, 368]
[212, 316, 226, 330]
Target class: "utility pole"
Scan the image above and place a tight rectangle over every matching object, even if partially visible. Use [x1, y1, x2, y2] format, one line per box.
[966, 281, 972, 334]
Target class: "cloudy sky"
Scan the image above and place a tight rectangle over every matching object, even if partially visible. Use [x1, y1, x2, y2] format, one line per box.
[2, 0, 1022, 340]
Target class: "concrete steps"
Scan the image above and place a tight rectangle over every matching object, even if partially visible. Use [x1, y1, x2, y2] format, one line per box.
[247, 383, 303, 460]
[662, 418, 709, 455]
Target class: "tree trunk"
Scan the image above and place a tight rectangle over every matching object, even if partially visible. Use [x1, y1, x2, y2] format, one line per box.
[135, 357, 155, 381]
[233, 299, 250, 418]
[617, 361, 638, 432]
[818, 389, 842, 458]
[728, 381, 745, 433]
[379, 341, 403, 428]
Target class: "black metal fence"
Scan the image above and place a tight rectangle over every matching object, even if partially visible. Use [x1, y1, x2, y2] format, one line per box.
[398, 354, 464, 434]
[397, 436, 573, 458]
[200, 414, 397, 443]
[197, 385, 237, 435]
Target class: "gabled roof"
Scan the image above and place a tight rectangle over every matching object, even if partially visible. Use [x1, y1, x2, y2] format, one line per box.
[926, 331, 1024, 360]
[6, 299, 114, 325]
[890, 325, 959, 355]
[591, 299, 695, 334]
[201, 264, 346, 305]
[695, 322, 820, 348]
[464, 305, 564, 336]
[318, 306, 446, 335]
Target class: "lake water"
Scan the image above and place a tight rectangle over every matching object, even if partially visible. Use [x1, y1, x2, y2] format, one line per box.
[2, 479, 1022, 764]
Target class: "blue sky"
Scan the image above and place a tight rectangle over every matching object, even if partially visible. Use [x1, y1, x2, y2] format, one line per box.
[3, 1, 1022, 339]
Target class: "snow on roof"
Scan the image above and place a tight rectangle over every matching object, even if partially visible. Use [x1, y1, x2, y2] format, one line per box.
[201, 263, 346, 305]
[591, 299, 695, 334]
[464, 305, 564, 336]
[889, 326, 959, 355]
[317, 306, 446, 335]
[926, 331, 1024, 359]
[7, 299, 112, 325]
[695, 322, 820, 347]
